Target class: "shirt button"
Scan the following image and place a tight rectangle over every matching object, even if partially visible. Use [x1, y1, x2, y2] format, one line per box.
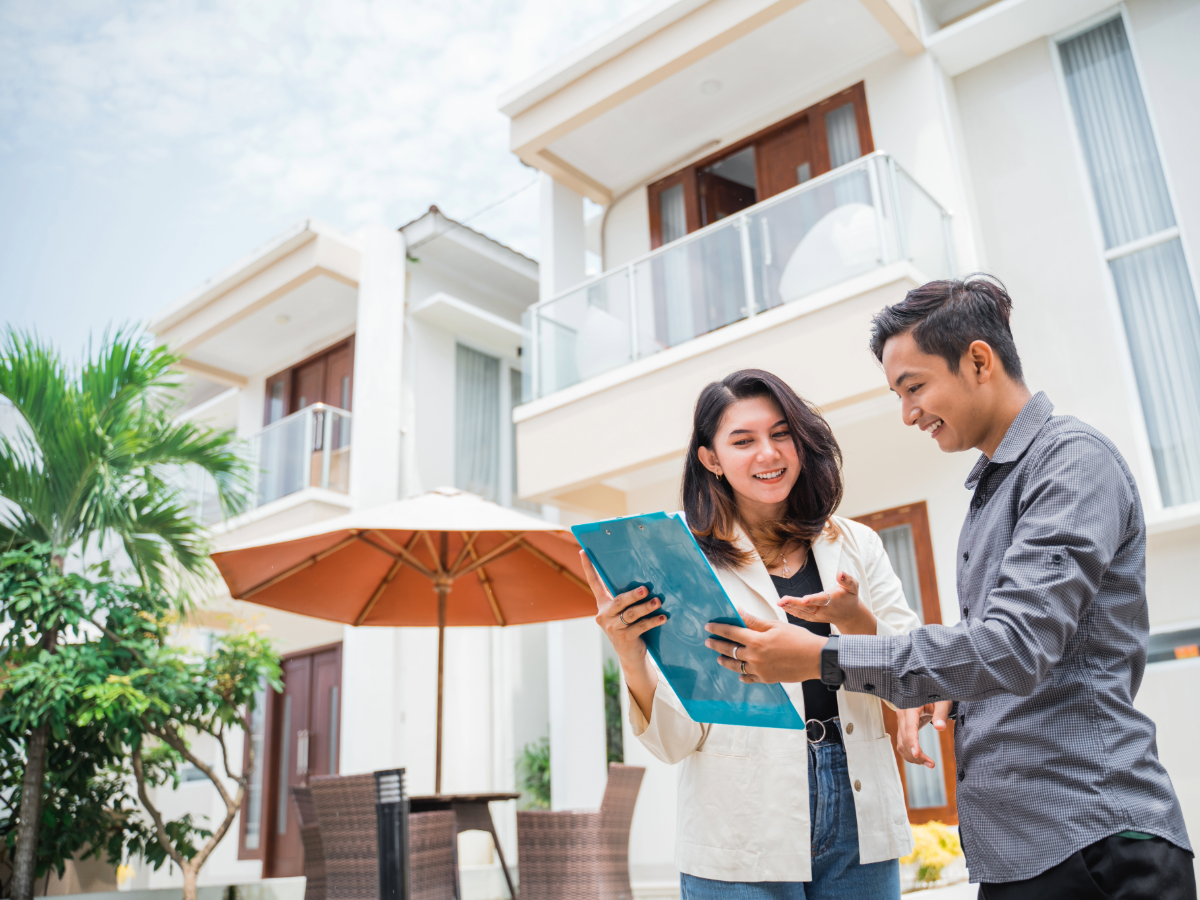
[928, 694, 940, 701]
[957, 768, 965, 782]
[845, 723, 854, 734]
[854, 780, 862, 792]
[864, 683, 875, 691]
[962, 606, 969, 618]
[1052, 553, 1063, 562]
[962, 551, 969, 562]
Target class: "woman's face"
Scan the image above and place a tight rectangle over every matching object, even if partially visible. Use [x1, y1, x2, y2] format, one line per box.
[698, 395, 801, 510]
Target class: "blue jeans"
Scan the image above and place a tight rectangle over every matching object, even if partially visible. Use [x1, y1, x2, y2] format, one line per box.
[680, 732, 901, 900]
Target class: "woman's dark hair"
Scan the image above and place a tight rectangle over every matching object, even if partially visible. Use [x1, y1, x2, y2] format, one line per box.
[869, 274, 1024, 381]
[681, 369, 843, 570]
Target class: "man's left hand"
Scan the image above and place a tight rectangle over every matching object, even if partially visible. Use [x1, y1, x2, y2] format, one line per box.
[705, 612, 827, 683]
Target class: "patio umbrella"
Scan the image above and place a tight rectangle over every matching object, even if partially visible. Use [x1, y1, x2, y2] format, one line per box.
[211, 487, 594, 793]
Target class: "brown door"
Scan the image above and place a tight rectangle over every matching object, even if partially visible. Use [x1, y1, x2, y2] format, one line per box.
[264, 643, 343, 878]
[755, 117, 814, 201]
[292, 358, 325, 413]
[853, 503, 958, 825]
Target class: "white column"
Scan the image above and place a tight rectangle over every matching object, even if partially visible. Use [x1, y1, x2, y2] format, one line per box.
[349, 224, 406, 509]
[547, 618, 607, 810]
[539, 176, 604, 809]
[538, 173, 585, 302]
[339, 625, 401, 774]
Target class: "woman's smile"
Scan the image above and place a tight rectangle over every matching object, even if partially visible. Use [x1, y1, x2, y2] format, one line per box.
[753, 468, 787, 483]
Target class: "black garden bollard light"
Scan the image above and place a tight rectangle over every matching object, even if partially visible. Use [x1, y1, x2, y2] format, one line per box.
[374, 768, 411, 900]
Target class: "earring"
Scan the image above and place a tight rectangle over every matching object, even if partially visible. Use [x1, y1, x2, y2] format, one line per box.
[716, 472, 723, 481]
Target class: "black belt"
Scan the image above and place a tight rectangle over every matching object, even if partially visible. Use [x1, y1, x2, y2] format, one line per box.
[806, 717, 842, 746]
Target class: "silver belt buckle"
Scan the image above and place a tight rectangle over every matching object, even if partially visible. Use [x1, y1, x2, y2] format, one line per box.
[805, 717, 827, 744]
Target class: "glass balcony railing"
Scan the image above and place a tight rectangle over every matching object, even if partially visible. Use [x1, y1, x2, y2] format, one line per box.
[183, 403, 353, 525]
[521, 152, 955, 401]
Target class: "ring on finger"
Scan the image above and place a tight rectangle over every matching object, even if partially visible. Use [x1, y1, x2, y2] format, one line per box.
[822, 590, 832, 606]
[740, 660, 748, 675]
[731, 646, 739, 661]
[618, 609, 632, 627]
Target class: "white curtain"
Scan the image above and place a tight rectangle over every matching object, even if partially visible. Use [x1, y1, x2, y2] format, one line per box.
[825, 102, 870, 207]
[878, 522, 946, 808]
[1062, 17, 1200, 506]
[879, 524, 924, 622]
[825, 103, 861, 168]
[455, 344, 501, 502]
[658, 183, 695, 346]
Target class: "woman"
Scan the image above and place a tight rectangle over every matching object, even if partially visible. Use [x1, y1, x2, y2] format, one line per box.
[583, 369, 918, 899]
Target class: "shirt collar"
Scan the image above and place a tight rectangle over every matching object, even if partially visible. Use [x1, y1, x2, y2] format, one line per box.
[964, 391, 1055, 489]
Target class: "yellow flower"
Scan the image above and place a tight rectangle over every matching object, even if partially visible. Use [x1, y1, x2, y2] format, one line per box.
[116, 864, 136, 887]
[901, 821, 963, 885]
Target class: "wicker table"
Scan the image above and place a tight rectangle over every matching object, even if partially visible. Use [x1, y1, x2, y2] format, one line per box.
[409, 792, 521, 899]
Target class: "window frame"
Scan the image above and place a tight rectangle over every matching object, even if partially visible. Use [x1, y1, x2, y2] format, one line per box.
[853, 501, 958, 825]
[1049, 7, 1200, 517]
[646, 82, 873, 250]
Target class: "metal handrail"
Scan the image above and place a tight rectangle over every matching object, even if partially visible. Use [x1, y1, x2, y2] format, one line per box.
[530, 150, 948, 311]
[256, 401, 353, 438]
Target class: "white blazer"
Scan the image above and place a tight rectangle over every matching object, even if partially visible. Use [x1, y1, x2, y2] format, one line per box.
[629, 515, 919, 883]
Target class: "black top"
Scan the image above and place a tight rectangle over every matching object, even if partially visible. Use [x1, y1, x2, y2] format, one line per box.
[771, 559, 838, 722]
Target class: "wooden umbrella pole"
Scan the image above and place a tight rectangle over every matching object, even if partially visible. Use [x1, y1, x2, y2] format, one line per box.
[435, 580, 449, 796]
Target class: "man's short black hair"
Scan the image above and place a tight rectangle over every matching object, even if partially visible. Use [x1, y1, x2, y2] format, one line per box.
[869, 274, 1024, 382]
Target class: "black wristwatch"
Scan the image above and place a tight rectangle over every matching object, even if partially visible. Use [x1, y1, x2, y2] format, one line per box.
[820, 635, 845, 690]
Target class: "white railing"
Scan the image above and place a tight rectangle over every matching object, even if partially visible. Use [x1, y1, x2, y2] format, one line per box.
[184, 403, 353, 524]
[521, 152, 955, 401]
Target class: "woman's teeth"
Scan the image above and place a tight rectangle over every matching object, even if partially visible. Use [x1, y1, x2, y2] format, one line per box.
[753, 470, 784, 480]
[925, 418, 944, 435]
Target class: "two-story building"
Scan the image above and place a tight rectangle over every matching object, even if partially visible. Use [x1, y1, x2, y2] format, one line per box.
[501, 0, 1200, 889]
[140, 209, 557, 900]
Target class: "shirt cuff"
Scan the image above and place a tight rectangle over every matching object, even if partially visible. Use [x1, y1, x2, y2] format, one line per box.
[837, 633, 899, 701]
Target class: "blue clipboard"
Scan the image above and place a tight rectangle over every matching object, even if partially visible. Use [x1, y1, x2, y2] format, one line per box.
[572, 511, 804, 730]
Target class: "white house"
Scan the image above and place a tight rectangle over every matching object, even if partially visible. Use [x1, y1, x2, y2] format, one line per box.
[500, 0, 1200, 889]
[136, 208, 564, 900]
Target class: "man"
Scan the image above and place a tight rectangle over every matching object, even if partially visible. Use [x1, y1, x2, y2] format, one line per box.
[705, 276, 1195, 898]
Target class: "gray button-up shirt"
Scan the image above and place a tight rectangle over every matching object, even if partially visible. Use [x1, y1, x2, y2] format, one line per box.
[838, 392, 1191, 882]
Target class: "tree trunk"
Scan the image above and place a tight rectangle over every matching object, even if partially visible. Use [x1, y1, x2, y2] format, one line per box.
[10, 719, 50, 900]
[181, 864, 198, 900]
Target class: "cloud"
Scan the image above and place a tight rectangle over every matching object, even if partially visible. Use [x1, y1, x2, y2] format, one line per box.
[0, 0, 650, 259]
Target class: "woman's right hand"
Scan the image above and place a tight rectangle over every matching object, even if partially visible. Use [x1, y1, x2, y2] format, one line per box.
[582, 550, 667, 663]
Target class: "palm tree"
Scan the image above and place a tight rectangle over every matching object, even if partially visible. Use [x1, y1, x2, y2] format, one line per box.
[0, 328, 252, 900]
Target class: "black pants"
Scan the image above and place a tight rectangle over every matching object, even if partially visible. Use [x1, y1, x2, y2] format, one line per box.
[979, 834, 1196, 900]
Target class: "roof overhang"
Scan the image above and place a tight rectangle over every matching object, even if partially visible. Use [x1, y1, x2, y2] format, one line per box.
[149, 219, 362, 384]
[498, 0, 923, 203]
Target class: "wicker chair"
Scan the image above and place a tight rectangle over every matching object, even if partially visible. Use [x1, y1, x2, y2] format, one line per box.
[516, 763, 646, 900]
[307, 773, 459, 900]
[291, 786, 327, 900]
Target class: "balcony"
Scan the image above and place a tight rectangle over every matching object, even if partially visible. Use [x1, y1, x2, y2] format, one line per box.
[522, 153, 953, 402]
[186, 403, 352, 525]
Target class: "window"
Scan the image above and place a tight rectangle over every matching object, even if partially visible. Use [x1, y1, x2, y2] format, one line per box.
[456, 344, 502, 502]
[263, 337, 354, 425]
[854, 502, 958, 825]
[1148, 627, 1200, 664]
[239, 681, 269, 857]
[1059, 18, 1200, 507]
[647, 82, 873, 248]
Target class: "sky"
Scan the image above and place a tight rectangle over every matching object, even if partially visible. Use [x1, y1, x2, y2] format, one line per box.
[0, 0, 648, 357]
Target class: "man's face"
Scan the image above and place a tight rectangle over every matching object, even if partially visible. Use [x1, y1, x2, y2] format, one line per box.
[881, 331, 988, 453]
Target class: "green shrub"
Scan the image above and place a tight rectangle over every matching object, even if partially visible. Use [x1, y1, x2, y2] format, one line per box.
[516, 738, 550, 810]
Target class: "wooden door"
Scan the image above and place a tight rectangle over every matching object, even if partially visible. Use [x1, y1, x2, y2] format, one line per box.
[853, 502, 958, 825]
[263, 643, 343, 878]
[291, 358, 325, 413]
[755, 117, 814, 201]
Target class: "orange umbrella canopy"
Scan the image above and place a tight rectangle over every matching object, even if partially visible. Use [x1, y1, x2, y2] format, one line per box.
[211, 487, 594, 627]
